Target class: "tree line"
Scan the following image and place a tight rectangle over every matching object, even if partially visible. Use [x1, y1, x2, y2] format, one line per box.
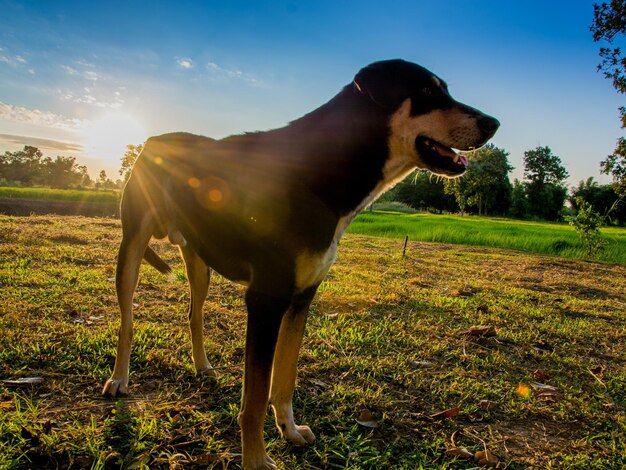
[382, 144, 625, 225]
[0, 145, 123, 190]
[1, 141, 625, 225]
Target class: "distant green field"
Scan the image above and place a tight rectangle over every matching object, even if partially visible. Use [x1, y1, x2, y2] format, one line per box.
[0, 186, 119, 204]
[348, 211, 626, 264]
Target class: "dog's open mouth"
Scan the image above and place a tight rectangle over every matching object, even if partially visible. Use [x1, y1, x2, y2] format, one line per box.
[415, 137, 468, 176]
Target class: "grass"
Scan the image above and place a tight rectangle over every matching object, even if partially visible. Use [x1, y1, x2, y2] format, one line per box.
[348, 211, 626, 264]
[0, 214, 625, 469]
[0, 187, 119, 204]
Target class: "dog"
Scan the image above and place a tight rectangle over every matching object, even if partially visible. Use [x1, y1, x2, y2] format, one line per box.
[102, 59, 499, 469]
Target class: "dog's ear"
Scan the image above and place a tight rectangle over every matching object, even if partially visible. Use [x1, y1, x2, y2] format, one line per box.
[353, 60, 408, 110]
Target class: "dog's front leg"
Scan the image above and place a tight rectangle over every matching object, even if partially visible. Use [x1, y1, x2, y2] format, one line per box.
[239, 289, 289, 470]
[270, 287, 317, 445]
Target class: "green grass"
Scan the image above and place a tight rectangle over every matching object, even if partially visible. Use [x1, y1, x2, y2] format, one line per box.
[0, 186, 119, 204]
[1, 214, 625, 469]
[348, 211, 626, 264]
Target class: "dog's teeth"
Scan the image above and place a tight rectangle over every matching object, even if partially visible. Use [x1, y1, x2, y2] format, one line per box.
[453, 154, 459, 163]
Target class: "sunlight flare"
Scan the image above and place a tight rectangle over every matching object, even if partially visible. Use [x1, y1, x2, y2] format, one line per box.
[80, 111, 147, 162]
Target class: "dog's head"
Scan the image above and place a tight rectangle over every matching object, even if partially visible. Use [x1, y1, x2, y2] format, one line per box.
[354, 59, 499, 177]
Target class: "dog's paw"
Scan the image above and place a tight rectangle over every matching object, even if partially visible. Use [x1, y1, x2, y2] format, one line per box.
[196, 364, 218, 377]
[243, 454, 277, 470]
[102, 378, 128, 397]
[283, 424, 316, 446]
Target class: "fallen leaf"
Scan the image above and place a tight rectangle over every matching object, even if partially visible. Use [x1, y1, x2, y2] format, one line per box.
[476, 304, 489, 312]
[430, 406, 460, 420]
[532, 340, 554, 353]
[1, 377, 44, 387]
[465, 325, 497, 338]
[536, 392, 562, 401]
[445, 447, 474, 460]
[533, 369, 548, 381]
[479, 399, 498, 410]
[475, 448, 499, 467]
[309, 379, 328, 389]
[356, 410, 378, 428]
[531, 382, 558, 392]
[407, 360, 434, 369]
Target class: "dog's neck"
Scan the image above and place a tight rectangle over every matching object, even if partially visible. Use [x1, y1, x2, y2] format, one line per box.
[270, 85, 408, 218]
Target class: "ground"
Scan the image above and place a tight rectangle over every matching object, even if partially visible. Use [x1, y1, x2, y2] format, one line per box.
[0, 214, 624, 469]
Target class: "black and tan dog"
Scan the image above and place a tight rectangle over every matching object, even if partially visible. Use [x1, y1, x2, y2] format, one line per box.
[102, 59, 499, 469]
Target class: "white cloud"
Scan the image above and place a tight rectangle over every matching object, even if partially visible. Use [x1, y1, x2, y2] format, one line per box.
[57, 63, 125, 109]
[62, 64, 100, 81]
[206, 61, 262, 86]
[177, 57, 193, 69]
[0, 102, 86, 130]
[0, 133, 83, 152]
[84, 70, 99, 81]
[62, 65, 78, 75]
[76, 59, 96, 68]
[58, 88, 124, 109]
[0, 51, 28, 67]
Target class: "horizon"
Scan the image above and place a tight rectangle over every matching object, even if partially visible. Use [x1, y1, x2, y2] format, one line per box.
[1, 0, 623, 187]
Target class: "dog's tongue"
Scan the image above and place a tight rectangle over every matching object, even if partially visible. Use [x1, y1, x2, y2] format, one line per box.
[433, 142, 467, 167]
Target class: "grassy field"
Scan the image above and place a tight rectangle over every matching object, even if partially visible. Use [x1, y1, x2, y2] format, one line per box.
[349, 211, 626, 264]
[0, 187, 119, 204]
[0, 214, 625, 469]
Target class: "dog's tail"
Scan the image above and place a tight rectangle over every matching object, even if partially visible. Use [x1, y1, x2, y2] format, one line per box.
[143, 246, 172, 274]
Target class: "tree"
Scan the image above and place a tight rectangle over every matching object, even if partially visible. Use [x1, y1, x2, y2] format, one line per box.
[98, 170, 108, 186]
[393, 171, 456, 213]
[443, 144, 513, 216]
[509, 179, 528, 218]
[591, 1, 626, 193]
[0, 146, 44, 185]
[570, 177, 626, 225]
[522, 146, 569, 220]
[443, 171, 472, 216]
[41, 155, 83, 189]
[77, 165, 92, 188]
[569, 196, 608, 258]
[600, 137, 626, 195]
[96, 170, 118, 190]
[120, 143, 143, 182]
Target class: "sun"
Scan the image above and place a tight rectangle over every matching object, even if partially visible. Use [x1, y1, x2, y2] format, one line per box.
[81, 111, 147, 162]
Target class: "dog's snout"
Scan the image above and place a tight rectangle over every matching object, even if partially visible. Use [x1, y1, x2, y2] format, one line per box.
[478, 115, 500, 136]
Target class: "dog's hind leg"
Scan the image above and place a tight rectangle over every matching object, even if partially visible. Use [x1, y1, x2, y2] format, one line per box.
[180, 245, 215, 375]
[102, 214, 154, 397]
[269, 287, 317, 445]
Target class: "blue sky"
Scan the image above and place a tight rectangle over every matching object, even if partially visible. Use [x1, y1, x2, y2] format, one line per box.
[0, 0, 622, 186]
